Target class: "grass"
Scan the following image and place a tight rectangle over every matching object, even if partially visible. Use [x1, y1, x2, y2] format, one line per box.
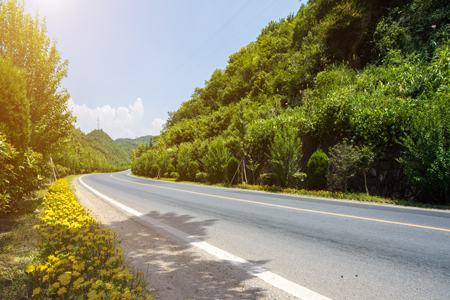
[129, 173, 450, 210]
[0, 189, 46, 299]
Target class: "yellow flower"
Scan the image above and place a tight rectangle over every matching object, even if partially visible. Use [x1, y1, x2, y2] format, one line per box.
[136, 286, 143, 292]
[59, 273, 71, 285]
[146, 295, 153, 300]
[32, 287, 41, 297]
[105, 283, 112, 290]
[57, 287, 67, 295]
[87, 290, 98, 300]
[25, 265, 35, 273]
[52, 282, 60, 288]
[91, 279, 103, 289]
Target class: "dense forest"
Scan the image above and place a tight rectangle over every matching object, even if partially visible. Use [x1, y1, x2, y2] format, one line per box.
[133, 0, 450, 204]
[115, 135, 155, 160]
[0, 1, 130, 215]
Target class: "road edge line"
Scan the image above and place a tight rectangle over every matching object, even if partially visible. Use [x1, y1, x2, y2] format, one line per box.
[78, 175, 332, 300]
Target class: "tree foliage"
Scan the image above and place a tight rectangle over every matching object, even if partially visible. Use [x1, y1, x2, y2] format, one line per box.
[204, 138, 230, 184]
[307, 149, 329, 191]
[329, 139, 362, 192]
[0, 0, 74, 157]
[0, 55, 29, 151]
[398, 98, 450, 204]
[269, 124, 302, 188]
[129, 0, 450, 203]
[226, 156, 240, 185]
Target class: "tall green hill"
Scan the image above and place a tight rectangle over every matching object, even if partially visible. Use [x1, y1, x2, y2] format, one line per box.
[132, 0, 450, 204]
[53, 127, 130, 176]
[87, 129, 131, 165]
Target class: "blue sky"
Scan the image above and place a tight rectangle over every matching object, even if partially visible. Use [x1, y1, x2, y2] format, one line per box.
[24, 0, 303, 139]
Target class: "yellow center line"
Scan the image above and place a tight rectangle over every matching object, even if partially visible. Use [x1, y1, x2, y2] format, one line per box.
[110, 174, 450, 233]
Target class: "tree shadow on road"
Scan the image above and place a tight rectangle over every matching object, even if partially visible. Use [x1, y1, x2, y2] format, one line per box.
[99, 210, 277, 299]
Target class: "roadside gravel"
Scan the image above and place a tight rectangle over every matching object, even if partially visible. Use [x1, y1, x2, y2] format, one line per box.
[72, 177, 298, 300]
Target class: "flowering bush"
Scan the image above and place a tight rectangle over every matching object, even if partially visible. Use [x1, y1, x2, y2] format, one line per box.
[25, 179, 152, 299]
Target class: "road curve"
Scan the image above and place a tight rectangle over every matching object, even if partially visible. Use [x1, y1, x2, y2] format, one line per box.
[80, 170, 450, 300]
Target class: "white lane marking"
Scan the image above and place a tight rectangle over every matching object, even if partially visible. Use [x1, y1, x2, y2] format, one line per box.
[79, 175, 332, 300]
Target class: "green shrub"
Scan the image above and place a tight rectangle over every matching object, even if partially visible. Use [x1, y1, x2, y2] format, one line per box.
[329, 139, 361, 192]
[188, 161, 199, 181]
[196, 172, 208, 183]
[170, 172, 180, 179]
[307, 149, 329, 190]
[177, 144, 191, 180]
[150, 163, 160, 178]
[157, 151, 171, 176]
[144, 152, 155, 176]
[167, 164, 175, 174]
[292, 172, 307, 189]
[398, 99, 450, 204]
[269, 124, 303, 187]
[163, 172, 169, 178]
[203, 137, 230, 183]
[260, 173, 275, 186]
[226, 156, 240, 185]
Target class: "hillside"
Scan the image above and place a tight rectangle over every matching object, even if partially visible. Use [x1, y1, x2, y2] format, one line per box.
[132, 0, 450, 204]
[115, 135, 155, 159]
[51, 127, 130, 176]
[87, 129, 131, 165]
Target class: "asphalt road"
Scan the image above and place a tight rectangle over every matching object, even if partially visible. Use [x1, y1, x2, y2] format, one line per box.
[81, 170, 450, 300]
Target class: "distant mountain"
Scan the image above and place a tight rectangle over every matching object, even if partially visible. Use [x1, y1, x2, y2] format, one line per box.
[87, 129, 131, 165]
[53, 127, 130, 175]
[115, 135, 156, 159]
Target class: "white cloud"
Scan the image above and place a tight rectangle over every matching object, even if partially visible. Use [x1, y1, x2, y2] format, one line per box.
[67, 98, 165, 140]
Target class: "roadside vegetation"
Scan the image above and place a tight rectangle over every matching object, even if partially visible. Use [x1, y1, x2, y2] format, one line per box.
[1, 178, 153, 299]
[0, 0, 130, 219]
[132, 0, 450, 206]
[0, 189, 45, 299]
[131, 173, 449, 210]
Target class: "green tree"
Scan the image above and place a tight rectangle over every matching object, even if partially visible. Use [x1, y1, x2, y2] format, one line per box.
[398, 101, 450, 204]
[245, 155, 260, 185]
[188, 161, 199, 181]
[307, 149, 329, 190]
[177, 144, 191, 180]
[150, 163, 160, 178]
[329, 139, 361, 193]
[0, 133, 18, 212]
[358, 145, 374, 195]
[0, 56, 29, 151]
[269, 124, 302, 187]
[157, 151, 171, 176]
[226, 156, 240, 185]
[0, 0, 74, 157]
[167, 164, 175, 176]
[144, 152, 155, 176]
[204, 137, 230, 183]
[137, 143, 145, 158]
